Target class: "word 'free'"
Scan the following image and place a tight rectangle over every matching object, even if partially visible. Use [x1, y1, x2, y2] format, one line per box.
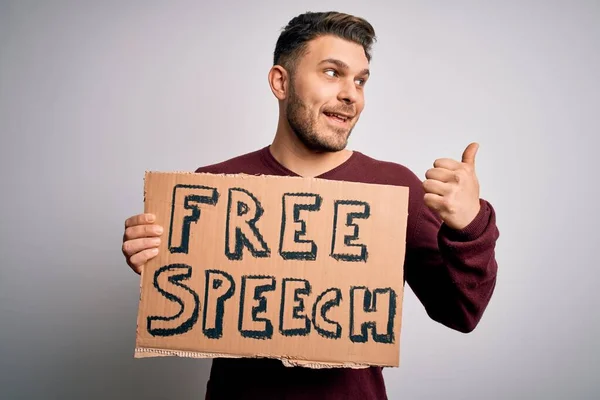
[167, 184, 372, 262]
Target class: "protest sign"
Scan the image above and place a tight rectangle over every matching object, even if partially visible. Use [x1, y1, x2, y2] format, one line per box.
[134, 171, 409, 368]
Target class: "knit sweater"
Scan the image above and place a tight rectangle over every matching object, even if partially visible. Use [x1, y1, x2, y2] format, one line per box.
[195, 146, 500, 400]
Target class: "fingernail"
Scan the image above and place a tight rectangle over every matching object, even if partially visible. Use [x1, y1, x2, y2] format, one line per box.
[146, 214, 155, 223]
[156, 226, 163, 234]
[151, 248, 159, 255]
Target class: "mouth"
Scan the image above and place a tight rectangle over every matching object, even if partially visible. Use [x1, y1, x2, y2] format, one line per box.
[323, 111, 352, 125]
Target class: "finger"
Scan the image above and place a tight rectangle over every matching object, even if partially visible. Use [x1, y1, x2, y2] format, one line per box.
[123, 224, 163, 241]
[422, 179, 451, 196]
[128, 247, 159, 273]
[423, 193, 445, 212]
[425, 167, 456, 183]
[433, 158, 462, 171]
[461, 142, 479, 166]
[125, 213, 156, 228]
[122, 237, 161, 257]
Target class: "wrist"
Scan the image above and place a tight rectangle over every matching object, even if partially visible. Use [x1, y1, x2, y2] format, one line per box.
[442, 200, 488, 241]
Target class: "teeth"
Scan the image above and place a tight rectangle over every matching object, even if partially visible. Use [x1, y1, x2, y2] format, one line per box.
[327, 112, 347, 121]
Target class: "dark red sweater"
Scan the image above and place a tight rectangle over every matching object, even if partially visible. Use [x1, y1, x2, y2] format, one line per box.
[195, 146, 500, 400]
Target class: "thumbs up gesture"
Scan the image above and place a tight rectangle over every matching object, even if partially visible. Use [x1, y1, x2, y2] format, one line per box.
[423, 143, 482, 230]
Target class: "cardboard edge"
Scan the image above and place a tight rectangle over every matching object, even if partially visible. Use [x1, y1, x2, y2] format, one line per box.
[280, 359, 371, 369]
[134, 347, 376, 369]
[134, 346, 242, 359]
[143, 170, 411, 192]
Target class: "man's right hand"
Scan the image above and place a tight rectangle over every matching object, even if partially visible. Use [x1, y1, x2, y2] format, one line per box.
[122, 213, 163, 274]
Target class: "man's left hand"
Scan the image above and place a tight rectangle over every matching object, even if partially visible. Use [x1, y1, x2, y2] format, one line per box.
[423, 142, 481, 230]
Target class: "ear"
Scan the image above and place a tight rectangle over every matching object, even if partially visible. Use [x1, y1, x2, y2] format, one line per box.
[268, 65, 289, 101]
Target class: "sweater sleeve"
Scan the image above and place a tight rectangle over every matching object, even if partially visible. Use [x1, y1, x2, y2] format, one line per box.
[404, 195, 500, 333]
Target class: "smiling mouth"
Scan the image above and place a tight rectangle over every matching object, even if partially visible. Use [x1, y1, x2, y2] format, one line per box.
[323, 112, 351, 123]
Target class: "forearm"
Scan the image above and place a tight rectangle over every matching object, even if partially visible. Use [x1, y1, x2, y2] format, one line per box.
[405, 199, 499, 332]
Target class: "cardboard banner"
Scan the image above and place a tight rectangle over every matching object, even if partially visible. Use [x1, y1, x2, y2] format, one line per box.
[135, 171, 409, 368]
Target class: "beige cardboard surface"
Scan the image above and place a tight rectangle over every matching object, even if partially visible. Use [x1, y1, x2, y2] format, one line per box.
[135, 171, 409, 368]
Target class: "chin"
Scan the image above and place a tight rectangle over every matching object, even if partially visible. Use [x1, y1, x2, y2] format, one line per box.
[312, 136, 349, 153]
[297, 134, 347, 153]
[290, 118, 353, 153]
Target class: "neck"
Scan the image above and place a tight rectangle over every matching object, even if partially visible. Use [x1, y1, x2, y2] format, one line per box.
[270, 118, 352, 178]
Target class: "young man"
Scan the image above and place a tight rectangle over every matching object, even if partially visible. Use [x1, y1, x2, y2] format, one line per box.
[121, 11, 499, 399]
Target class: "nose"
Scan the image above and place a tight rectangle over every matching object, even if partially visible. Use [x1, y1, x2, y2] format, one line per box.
[338, 79, 360, 105]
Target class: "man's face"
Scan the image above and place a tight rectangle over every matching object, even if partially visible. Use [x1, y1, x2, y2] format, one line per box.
[285, 35, 370, 152]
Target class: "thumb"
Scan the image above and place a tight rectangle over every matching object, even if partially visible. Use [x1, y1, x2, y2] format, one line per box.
[461, 142, 479, 166]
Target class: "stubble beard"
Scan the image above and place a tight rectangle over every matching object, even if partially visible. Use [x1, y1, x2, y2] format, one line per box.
[286, 85, 354, 153]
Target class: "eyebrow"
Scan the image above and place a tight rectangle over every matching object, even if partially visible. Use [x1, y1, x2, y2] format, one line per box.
[318, 58, 370, 77]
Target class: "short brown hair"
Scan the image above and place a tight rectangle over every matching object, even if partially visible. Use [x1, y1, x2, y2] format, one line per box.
[273, 11, 376, 74]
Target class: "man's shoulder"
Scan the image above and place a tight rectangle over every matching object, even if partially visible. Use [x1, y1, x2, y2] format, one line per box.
[351, 150, 422, 187]
[350, 151, 426, 219]
[194, 147, 267, 175]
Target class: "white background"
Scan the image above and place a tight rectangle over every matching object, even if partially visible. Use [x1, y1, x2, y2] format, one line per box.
[1, 0, 598, 398]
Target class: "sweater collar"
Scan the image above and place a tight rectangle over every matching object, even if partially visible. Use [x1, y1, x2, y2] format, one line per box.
[259, 145, 359, 179]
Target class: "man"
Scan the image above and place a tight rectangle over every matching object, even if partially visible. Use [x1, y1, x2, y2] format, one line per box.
[121, 11, 499, 399]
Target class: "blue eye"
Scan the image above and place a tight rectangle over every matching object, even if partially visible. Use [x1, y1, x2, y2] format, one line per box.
[325, 70, 337, 77]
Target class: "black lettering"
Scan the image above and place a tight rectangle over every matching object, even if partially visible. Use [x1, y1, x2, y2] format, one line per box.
[279, 193, 322, 260]
[312, 288, 342, 339]
[238, 275, 276, 339]
[331, 200, 370, 262]
[168, 185, 219, 254]
[226, 188, 270, 260]
[279, 278, 311, 337]
[349, 286, 396, 344]
[147, 264, 200, 336]
[202, 269, 235, 339]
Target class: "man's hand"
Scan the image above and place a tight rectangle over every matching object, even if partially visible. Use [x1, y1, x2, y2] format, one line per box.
[423, 142, 481, 230]
[122, 213, 163, 274]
